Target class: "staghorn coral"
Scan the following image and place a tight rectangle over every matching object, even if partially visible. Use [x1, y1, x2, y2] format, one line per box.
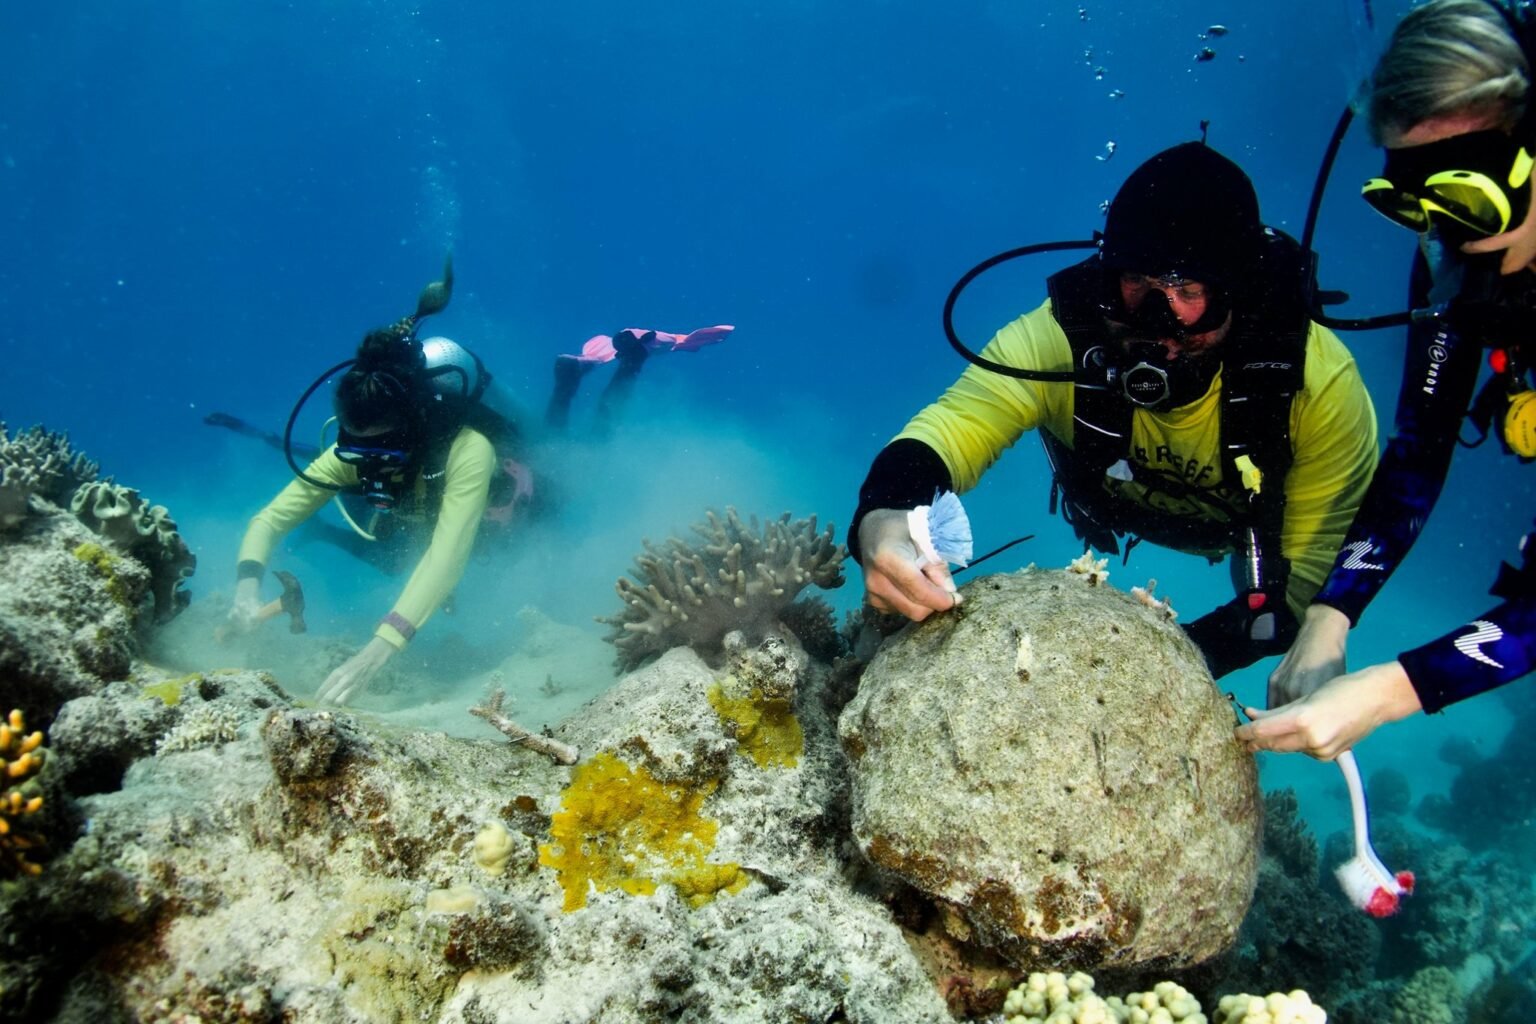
[70, 479, 196, 622]
[0, 423, 100, 527]
[1, 709, 47, 877]
[599, 507, 846, 671]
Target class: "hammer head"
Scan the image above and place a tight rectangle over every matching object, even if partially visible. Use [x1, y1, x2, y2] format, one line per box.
[273, 571, 308, 634]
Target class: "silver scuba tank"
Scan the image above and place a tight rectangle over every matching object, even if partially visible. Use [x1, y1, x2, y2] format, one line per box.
[419, 336, 527, 429]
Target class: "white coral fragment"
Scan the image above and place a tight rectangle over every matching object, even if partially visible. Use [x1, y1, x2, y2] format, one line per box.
[157, 703, 242, 754]
[1015, 632, 1035, 678]
[1067, 551, 1110, 586]
[1130, 579, 1178, 623]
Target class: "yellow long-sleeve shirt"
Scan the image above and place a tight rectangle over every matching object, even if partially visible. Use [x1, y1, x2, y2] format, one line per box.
[237, 427, 496, 648]
[897, 300, 1379, 617]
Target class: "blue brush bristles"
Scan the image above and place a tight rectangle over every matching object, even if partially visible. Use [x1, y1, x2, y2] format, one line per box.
[927, 490, 973, 567]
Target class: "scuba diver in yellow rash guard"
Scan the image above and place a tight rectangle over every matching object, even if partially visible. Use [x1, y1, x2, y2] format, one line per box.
[227, 259, 528, 705]
[849, 141, 1381, 679]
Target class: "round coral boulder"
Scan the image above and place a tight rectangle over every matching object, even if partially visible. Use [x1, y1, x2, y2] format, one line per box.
[838, 566, 1259, 973]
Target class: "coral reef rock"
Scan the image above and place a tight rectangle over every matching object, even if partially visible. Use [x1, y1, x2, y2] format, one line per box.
[839, 567, 1260, 973]
[2, 643, 953, 1024]
[599, 507, 846, 671]
[0, 512, 152, 715]
[70, 479, 196, 622]
[0, 423, 99, 530]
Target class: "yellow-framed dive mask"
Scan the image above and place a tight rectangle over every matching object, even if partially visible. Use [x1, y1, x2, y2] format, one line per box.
[1362, 128, 1535, 237]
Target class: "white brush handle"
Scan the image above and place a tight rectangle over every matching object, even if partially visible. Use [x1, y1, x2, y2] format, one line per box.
[1338, 750, 1395, 884]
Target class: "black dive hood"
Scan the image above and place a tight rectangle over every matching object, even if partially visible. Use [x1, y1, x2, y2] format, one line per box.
[282, 255, 455, 493]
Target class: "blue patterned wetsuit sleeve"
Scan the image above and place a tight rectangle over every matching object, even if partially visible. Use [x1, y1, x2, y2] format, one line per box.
[1398, 596, 1536, 713]
[1312, 258, 1485, 624]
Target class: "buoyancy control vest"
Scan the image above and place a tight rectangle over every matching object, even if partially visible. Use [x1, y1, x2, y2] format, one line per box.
[1040, 228, 1312, 607]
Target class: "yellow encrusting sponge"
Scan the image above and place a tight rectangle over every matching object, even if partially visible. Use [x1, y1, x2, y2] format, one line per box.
[538, 751, 748, 912]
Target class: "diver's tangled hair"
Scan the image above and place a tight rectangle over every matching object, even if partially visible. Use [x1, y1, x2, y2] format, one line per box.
[336, 323, 425, 432]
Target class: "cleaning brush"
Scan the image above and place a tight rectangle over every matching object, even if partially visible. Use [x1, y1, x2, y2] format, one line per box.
[907, 490, 973, 568]
[1334, 750, 1415, 917]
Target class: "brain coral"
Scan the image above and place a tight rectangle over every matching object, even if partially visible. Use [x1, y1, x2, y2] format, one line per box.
[598, 508, 846, 671]
[840, 567, 1260, 973]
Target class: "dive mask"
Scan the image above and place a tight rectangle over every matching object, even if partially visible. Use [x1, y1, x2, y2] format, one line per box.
[334, 440, 413, 470]
[1100, 280, 1225, 409]
[1363, 128, 1535, 238]
[335, 428, 415, 510]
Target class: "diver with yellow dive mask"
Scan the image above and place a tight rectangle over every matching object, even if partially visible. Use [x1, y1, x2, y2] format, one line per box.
[1248, 0, 1536, 760]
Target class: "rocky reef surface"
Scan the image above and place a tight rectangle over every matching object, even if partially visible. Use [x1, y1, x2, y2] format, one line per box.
[1, 437, 1529, 1023]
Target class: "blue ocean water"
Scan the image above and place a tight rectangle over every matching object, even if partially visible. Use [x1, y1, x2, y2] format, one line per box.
[4, 0, 1534, 1003]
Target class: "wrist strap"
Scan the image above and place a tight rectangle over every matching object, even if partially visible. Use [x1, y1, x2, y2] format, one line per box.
[379, 611, 417, 642]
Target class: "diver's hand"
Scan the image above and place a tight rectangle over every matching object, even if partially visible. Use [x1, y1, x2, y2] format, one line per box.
[317, 637, 396, 706]
[228, 577, 265, 634]
[1266, 604, 1350, 708]
[1237, 659, 1422, 761]
[1462, 179, 1536, 275]
[858, 508, 960, 621]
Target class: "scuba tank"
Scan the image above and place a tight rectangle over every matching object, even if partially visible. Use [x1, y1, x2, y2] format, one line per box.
[418, 336, 529, 441]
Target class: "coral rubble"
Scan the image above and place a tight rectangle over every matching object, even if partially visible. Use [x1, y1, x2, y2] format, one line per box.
[598, 507, 846, 671]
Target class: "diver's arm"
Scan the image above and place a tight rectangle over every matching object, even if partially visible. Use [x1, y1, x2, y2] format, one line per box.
[373, 429, 496, 649]
[846, 439, 954, 563]
[892, 303, 1071, 493]
[236, 449, 356, 574]
[229, 450, 354, 632]
[848, 302, 1069, 557]
[1308, 297, 1483, 626]
[1276, 326, 1382, 617]
[1397, 595, 1536, 713]
[848, 304, 1069, 620]
[1240, 596, 1536, 759]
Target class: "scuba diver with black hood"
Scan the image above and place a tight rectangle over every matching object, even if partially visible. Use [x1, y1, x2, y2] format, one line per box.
[850, 140, 1380, 679]
[228, 258, 533, 705]
[1246, 0, 1536, 758]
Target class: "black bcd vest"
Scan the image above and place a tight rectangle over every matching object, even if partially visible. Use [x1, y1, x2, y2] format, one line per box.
[1040, 229, 1311, 593]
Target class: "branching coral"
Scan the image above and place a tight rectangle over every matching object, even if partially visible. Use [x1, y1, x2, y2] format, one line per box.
[1, 709, 47, 877]
[70, 480, 196, 622]
[0, 423, 99, 529]
[598, 508, 846, 671]
[537, 751, 748, 911]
